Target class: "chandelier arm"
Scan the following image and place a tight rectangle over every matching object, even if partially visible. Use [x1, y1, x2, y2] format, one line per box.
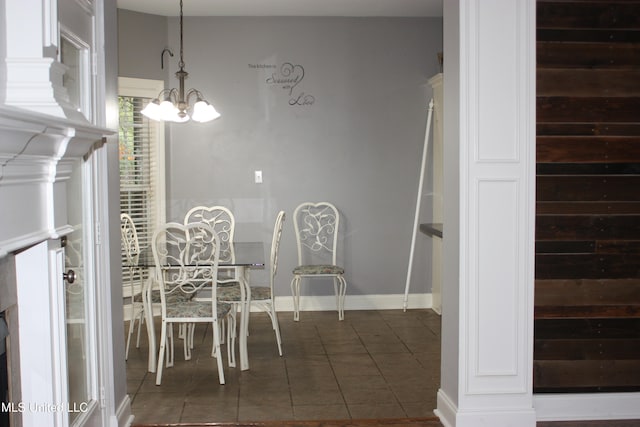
[156, 88, 178, 101]
[185, 88, 204, 103]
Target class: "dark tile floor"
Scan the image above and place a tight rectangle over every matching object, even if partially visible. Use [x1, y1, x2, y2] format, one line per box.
[126, 309, 441, 424]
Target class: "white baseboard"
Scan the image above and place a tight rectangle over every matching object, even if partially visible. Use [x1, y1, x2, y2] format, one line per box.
[435, 389, 537, 427]
[534, 392, 640, 421]
[115, 394, 134, 427]
[437, 391, 640, 423]
[270, 293, 432, 312]
[434, 389, 456, 427]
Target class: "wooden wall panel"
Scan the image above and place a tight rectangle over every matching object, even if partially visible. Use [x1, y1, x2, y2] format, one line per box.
[535, 338, 640, 360]
[538, 70, 640, 96]
[537, 137, 640, 163]
[535, 319, 640, 340]
[537, 176, 640, 202]
[534, 360, 640, 391]
[537, 202, 640, 215]
[538, 42, 640, 69]
[538, 3, 640, 29]
[536, 254, 640, 279]
[536, 215, 640, 239]
[537, 97, 640, 122]
[536, 280, 640, 305]
[538, 28, 640, 43]
[538, 123, 640, 137]
[535, 0, 640, 393]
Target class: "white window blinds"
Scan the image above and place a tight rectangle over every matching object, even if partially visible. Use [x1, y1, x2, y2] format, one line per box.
[118, 95, 157, 279]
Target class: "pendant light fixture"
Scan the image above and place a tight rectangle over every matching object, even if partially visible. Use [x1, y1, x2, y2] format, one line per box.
[141, 0, 220, 123]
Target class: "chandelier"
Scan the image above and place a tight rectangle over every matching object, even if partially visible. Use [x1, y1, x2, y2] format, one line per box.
[141, 0, 220, 123]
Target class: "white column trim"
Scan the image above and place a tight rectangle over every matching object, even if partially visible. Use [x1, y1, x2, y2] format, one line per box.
[437, 0, 537, 425]
[14, 241, 60, 427]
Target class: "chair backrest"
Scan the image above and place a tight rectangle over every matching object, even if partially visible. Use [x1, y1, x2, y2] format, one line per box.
[269, 211, 286, 285]
[292, 202, 340, 266]
[120, 213, 145, 303]
[120, 213, 140, 268]
[184, 206, 235, 263]
[151, 222, 221, 303]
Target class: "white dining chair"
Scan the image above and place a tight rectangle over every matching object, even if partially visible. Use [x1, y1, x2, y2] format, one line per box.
[151, 222, 232, 385]
[121, 213, 191, 372]
[290, 202, 347, 321]
[120, 213, 145, 360]
[184, 205, 238, 363]
[218, 210, 286, 356]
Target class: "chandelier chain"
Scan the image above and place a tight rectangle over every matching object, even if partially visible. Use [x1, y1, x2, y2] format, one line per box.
[178, 0, 185, 70]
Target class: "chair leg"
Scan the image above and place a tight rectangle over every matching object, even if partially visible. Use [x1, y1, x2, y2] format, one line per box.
[269, 302, 283, 356]
[166, 325, 175, 368]
[135, 308, 143, 349]
[125, 299, 141, 360]
[142, 287, 157, 373]
[337, 275, 347, 321]
[182, 326, 191, 360]
[291, 276, 301, 321]
[213, 308, 235, 366]
[220, 317, 226, 345]
[155, 320, 168, 385]
[223, 318, 229, 362]
[184, 324, 192, 361]
[257, 300, 283, 355]
[225, 308, 237, 367]
[125, 317, 134, 360]
[210, 320, 224, 359]
[333, 279, 340, 317]
[212, 319, 225, 385]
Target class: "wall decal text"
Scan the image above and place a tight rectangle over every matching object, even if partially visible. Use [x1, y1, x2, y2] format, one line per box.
[250, 61, 315, 107]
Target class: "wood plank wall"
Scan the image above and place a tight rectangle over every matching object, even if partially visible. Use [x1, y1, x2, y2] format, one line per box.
[535, 0, 640, 393]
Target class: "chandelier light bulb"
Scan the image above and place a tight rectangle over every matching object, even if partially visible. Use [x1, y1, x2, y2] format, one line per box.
[192, 100, 221, 123]
[140, 99, 162, 121]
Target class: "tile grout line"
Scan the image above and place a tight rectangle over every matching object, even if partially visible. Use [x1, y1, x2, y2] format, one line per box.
[383, 315, 412, 417]
[330, 323, 354, 419]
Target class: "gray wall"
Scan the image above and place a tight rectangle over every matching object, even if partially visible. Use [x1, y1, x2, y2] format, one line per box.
[118, 10, 168, 81]
[119, 13, 442, 300]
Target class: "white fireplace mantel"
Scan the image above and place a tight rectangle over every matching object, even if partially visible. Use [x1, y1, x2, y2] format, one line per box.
[0, 104, 113, 257]
[1, 0, 114, 257]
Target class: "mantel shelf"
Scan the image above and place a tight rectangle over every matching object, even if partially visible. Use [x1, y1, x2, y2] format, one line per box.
[0, 105, 114, 256]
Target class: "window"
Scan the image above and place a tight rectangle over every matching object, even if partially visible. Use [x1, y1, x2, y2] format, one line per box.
[118, 78, 166, 279]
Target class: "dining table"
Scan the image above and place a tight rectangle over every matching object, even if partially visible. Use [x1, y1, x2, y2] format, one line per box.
[139, 241, 265, 373]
